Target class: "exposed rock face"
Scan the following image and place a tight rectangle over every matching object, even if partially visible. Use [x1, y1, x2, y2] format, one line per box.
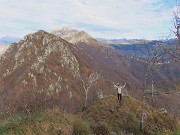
[0, 45, 9, 58]
[0, 30, 110, 116]
[52, 27, 101, 45]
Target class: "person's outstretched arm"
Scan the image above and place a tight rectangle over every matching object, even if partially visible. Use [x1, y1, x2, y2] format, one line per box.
[122, 83, 126, 88]
[113, 84, 118, 88]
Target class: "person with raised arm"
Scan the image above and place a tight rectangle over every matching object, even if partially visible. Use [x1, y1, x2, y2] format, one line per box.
[113, 82, 126, 103]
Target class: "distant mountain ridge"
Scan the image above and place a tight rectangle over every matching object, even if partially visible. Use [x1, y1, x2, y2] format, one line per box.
[0, 36, 20, 45]
[111, 40, 164, 57]
[96, 38, 150, 44]
[96, 38, 172, 57]
[96, 38, 176, 57]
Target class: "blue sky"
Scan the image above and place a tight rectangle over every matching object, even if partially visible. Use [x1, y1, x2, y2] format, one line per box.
[0, 0, 178, 39]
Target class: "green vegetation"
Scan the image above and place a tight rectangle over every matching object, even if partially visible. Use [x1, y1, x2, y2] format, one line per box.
[0, 109, 92, 135]
[0, 112, 47, 135]
[0, 96, 178, 135]
[176, 83, 180, 93]
[73, 117, 92, 135]
[172, 129, 180, 135]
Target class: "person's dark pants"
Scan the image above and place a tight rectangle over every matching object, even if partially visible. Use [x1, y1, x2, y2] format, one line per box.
[117, 93, 122, 103]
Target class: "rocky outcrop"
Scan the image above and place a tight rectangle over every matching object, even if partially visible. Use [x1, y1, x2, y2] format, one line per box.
[0, 45, 9, 58]
[52, 27, 102, 45]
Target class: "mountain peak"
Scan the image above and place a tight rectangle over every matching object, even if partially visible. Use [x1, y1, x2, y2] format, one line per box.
[52, 27, 81, 39]
[52, 27, 80, 33]
[51, 27, 98, 45]
[61, 27, 79, 32]
[23, 30, 48, 39]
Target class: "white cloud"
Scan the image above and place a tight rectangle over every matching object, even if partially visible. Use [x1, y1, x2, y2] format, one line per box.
[0, 0, 176, 39]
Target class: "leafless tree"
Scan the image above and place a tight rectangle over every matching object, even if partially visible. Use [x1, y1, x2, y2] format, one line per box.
[164, 2, 180, 63]
[140, 1, 180, 131]
[80, 72, 101, 107]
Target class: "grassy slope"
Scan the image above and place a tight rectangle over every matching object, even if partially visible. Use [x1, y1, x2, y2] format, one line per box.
[0, 96, 178, 135]
[82, 96, 178, 135]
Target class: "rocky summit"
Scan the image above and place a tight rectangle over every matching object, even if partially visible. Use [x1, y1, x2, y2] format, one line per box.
[52, 27, 98, 45]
